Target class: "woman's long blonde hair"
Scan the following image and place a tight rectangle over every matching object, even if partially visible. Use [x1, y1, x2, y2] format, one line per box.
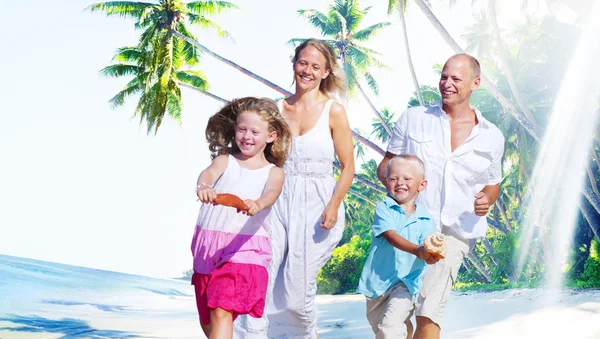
[292, 38, 347, 102]
[205, 97, 292, 167]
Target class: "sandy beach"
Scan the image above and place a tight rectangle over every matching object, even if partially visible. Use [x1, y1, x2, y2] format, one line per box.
[2, 287, 600, 339]
[317, 288, 600, 339]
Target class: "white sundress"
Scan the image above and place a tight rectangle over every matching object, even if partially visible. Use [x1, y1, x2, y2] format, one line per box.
[233, 99, 346, 339]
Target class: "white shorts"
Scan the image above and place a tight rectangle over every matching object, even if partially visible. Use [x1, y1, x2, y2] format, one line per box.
[366, 282, 414, 339]
[414, 227, 470, 327]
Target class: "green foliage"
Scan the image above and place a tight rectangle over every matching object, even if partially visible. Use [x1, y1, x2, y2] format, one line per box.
[317, 235, 371, 294]
[569, 238, 600, 288]
[90, 0, 238, 133]
[292, 0, 391, 96]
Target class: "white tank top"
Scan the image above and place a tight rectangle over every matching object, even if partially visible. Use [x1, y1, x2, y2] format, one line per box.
[196, 154, 274, 236]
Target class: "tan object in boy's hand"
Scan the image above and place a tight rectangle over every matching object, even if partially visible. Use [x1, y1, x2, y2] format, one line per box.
[424, 233, 447, 259]
[214, 193, 249, 212]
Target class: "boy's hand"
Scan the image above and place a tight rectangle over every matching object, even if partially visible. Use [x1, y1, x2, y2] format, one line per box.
[417, 245, 441, 264]
[416, 246, 431, 260]
[197, 186, 217, 204]
[243, 199, 263, 216]
[418, 245, 443, 265]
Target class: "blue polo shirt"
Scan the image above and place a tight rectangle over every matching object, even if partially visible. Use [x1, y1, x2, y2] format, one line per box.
[357, 195, 435, 298]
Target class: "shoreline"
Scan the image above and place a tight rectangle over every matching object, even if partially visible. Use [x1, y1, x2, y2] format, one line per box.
[2, 287, 599, 338]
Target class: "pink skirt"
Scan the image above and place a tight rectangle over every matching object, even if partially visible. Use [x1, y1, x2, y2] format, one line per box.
[192, 262, 269, 325]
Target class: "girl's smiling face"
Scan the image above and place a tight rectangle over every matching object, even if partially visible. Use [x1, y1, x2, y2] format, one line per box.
[235, 111, 277, 157]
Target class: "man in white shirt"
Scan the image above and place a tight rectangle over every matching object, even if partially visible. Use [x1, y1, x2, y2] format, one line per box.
[377, 54, 505, 339]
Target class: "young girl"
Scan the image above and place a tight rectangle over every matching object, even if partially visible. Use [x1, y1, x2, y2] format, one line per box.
[190, 97, 291, 339]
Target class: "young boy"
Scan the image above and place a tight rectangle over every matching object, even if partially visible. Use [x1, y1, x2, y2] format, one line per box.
[357, 154, 437, 339]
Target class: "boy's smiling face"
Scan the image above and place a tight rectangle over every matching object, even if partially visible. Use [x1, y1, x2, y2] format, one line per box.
[386, 158, 427, 205]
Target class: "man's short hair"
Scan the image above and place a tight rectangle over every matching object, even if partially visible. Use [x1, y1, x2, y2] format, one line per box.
[448, 53, 480, 78]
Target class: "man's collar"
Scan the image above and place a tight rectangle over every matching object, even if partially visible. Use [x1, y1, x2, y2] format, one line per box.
[433, 101, 491, 130]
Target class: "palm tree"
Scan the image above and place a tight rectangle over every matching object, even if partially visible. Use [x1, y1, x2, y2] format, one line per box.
[88, 0, 239, 132]
[291, 0, 393, 136]
[407, 85, 441, 108]
[387, 0, 424, 106]
[101, 45, 209, 128]
[370, 107, 395, 143]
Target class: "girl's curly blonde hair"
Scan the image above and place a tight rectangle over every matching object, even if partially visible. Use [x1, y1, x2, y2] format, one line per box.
[205, 97, 292, 167]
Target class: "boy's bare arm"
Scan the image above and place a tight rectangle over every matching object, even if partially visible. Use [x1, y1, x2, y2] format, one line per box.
[382, 230, 430, 260]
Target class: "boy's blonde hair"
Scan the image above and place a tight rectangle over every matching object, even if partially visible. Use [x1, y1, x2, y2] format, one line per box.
[385, 154, 425, 180]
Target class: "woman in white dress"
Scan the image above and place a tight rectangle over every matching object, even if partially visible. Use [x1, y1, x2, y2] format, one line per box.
[271, 38, 355, 338]
[234, 38, 354, 339]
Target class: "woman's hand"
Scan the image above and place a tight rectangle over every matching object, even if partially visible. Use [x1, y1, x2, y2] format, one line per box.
[320, 202, 339, 230]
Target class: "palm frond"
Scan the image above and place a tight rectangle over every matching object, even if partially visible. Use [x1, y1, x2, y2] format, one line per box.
[332, 0, 364, 33]
[175, 70, 209, 90]
[100, 64, 142, 78]
[136, 5, 159, 28]
[352, 22, 391, 41]
[108, 75, 145, 107]
[297, 9, 332, 35]
[174, 24, 200, 65]
[387, 0, 408, 14]
[166, 80, 183, 122]
[186, 0, 240, 15]
[329, 9, 348, 40]
[363, 71, 379, 96]
[86, 1, 154, 19]
[185, 13, 231, 38]
[111, 46, 142, 63]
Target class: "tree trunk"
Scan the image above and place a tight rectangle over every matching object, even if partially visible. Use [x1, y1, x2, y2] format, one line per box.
[411, 0, 540, 141]
[481, 237, 498, 266]
[333, 161, 387, 194]
[173, 31, 292, 96]
[495, 198, 514, 232]
[355, 81, 392, 137]
[465, 252, 491, 282]
[462, 258, 473, 271]
[487, 217, 509, 234]
[580, 201, 600, 241]
[590, 145, 600, 174]
[352, 129, 386, 156]
[176, 82, 228, 103]
[583, 183, 600, 215]
[488, 0, 538, 127]
[397, 0, 424, 106]
[586, 163, 600, 197]
[348, 187, 379, 206]
[174, 31, 388, 157]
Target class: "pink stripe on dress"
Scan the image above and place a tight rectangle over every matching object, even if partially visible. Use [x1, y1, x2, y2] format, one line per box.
[191, 227, 272, 274]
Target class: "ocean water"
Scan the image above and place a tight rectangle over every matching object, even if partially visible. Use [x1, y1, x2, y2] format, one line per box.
[0, 254, 199, 339]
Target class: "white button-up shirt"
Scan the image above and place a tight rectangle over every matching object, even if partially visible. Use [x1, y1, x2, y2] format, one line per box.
[387, 103, 505, 240]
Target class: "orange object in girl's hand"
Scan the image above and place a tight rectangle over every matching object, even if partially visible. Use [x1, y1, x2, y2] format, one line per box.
[213, 193, 249, 213]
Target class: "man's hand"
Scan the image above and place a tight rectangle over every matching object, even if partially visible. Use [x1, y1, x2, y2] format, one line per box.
[474, 191, 492, 216]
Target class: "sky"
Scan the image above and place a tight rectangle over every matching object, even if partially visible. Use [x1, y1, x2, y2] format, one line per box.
[0, 0, 570, 278]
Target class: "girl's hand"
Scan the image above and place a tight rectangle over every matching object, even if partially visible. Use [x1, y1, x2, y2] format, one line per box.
[320, 203, 339, 230]
[197, 186, 217, 204]
[243, 199, 263, 216]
